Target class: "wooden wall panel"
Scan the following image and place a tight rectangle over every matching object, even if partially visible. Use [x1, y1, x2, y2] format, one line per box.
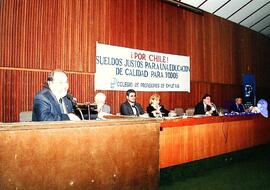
[1, 0, 270, 122]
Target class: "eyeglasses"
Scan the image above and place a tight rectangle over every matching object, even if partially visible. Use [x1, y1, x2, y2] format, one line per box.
[129, 95, 136, 97]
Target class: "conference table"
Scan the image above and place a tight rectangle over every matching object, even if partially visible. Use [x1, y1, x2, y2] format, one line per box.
[0, 114, 269, 189]
[160, 114, 270, 168]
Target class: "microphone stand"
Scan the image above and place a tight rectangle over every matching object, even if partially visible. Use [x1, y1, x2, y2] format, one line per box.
[77, 107, 84, 120]
[87, 104, 90, 120]
[67, 93, 85, 120]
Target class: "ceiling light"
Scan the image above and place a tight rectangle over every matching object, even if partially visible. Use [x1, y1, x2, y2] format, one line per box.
[162, 0, 204, 15]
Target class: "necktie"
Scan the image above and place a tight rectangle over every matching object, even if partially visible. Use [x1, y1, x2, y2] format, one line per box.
[59, 98, 65, 114]
[132, 105, 139, 116]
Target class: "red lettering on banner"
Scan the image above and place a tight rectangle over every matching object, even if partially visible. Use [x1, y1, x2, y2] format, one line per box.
[134, 53, 146, 60]
[149, 54, 168, 63]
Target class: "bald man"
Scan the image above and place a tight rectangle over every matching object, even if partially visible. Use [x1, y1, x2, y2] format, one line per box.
[32, 69, 81, 121]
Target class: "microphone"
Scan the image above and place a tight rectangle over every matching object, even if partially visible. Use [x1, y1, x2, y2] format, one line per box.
[67, 94, 77, 106]
[211, 103, 220, 116]
[67, 94, 84, 120]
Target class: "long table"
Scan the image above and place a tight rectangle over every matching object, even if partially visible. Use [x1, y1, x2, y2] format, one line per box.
[0, 119, 160, 190]
[160, 115, 270, 168]
[1, 115, 269, 188]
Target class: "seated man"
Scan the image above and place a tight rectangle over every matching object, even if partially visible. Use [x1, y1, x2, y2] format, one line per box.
[194, 94, 219, 116]
[32, 69, 81, 121]
[229, 97, 245, 113]
[92, 92, 111, 119]
[94, 92, 111, 114]
[120, 89, 144, 116]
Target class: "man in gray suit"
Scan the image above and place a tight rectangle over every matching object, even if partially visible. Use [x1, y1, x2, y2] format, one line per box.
[120, 89, 144, 116]
[94, 92, 111, 114]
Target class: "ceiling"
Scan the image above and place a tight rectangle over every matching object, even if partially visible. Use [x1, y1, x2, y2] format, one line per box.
[174, 0, 270, 37]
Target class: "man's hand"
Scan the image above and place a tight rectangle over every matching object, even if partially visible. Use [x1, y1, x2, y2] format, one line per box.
[97, 112, 111, 120]
[67, 113, 81, 121]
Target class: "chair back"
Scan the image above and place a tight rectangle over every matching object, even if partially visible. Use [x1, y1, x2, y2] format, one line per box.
[174, 108, 184, 116]
[19, 111, 33, 122]
[185, 108, 195, 116]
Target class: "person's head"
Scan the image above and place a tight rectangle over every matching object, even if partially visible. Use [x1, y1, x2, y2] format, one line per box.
[95, 92, 106, 106]
[235, 97, 243, 105]
[257, 99, 268, 118]
[202, 94, 212, 105]
[47, 69, 69, 99]
[149, 94, 160, 106]
[126, 89, 136, 103]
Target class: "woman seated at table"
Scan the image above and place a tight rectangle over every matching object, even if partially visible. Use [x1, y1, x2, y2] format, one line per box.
[147, 94, 169, 118]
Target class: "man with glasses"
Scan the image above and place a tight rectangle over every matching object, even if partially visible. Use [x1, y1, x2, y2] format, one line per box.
[120, 89, 144, 116]
[32, 69, 81, 121]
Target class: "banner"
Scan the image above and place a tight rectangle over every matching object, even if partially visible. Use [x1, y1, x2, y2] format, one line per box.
[242, 74, 256, 108]
[95, 43, 190, 92]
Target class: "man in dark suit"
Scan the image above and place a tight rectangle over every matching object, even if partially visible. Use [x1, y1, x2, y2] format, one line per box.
[194, 94, 219, 116]
[32, 69, 81, 121]
[120, 89, 144, 116]
[229, 97, 245, 113]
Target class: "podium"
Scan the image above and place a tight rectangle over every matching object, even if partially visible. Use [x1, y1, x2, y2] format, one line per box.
[0, 119, 160, 189]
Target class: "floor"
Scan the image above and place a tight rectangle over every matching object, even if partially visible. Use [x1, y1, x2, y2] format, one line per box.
[160, 144, 270, 190]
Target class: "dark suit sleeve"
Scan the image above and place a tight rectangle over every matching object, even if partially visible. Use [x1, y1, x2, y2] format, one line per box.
[194, 103, 200, 115]
[240, 104, 245, 112]
[136, 103, 145, 115]
[33, 98, 70, 121]
[120, 103, 130, 115]
[147, 105, 155, 117]
[194, 102, 204, 115]
[160, 105, 169, 116]
[229, 103, 237, 112]
[63, 97, 75, 113]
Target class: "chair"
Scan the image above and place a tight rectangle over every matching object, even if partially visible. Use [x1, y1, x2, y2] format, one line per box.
[218, 107, 228, 115]
[185, 107, 194, 116]
[174, 108, 184, 116]
[19, 111, 33, 122]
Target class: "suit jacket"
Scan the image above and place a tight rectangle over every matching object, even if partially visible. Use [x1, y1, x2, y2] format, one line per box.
[99, 104, 111, 114]
[194, 101, 219, 116]
[120, 101, 144, 116]
[229, 103, 245, 113]
[32, 88, 74, 121]
[147, 104, 169, 117]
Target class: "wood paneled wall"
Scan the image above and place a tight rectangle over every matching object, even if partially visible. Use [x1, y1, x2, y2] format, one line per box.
[1, 0, 270, 122]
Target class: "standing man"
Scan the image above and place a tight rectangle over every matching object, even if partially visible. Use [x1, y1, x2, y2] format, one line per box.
[32, 69, 81, 121]
[120, 89, 144, 116]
